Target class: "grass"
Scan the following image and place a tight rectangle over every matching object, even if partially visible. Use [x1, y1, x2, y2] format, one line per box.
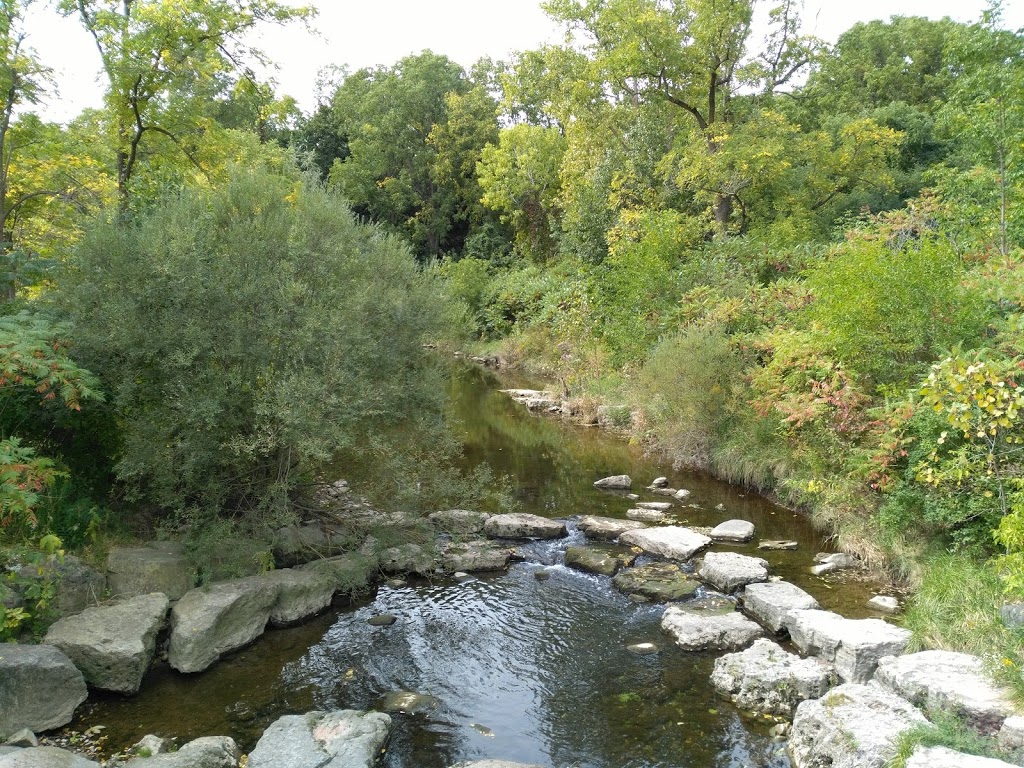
[888, 709, 1012, 767]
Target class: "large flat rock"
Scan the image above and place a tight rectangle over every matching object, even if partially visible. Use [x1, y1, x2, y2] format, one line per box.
[789, 683, 928, 768]
[0, 645, 87, 739]
[577, 516, 647, 541]
[905, 746, 1021, 768]
[564, 546, 635, 577]
[0, 746, 100, 767]
[619, 527, 711, 561]
[698, 552, 769, 593]
[483, 514, 567, 540]
[612, 562, 700, 602]
[247, 710, 392, 768]
[710, 520, 756, 543]
[121, 736, 239, 767]
[711, 638, 837, 717]
[661, 604, 763, 652]
[107, 546, 192, 601]
[593, 475, 631, 489]
[874, 650, 1018, 733]
[440, 540, 511, 573]
[741, 581, 820, 633]
[785, 609, 911, 683]
[168, 575, 281, 673]
[262, 568, 338, 627]
[44, 593, 169, 694]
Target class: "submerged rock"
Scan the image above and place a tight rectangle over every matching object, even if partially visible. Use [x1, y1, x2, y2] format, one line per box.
[758, 540, 798, 551]
[698, 552, 769, 593]
[626, 642, 660, 655]
[247, 711, 391, 768]
[44, 593, 169, 694]
[709, 520, 756, 543]
[619, 527, 711, 561]
[367, 614, 397, 627]
[785, 609, 912, 684]
[377, 691, 440, 714]
[483, 514, 567, 540]
[0, 645, 87, 739]
[593, 475, 632, 490]
[564, 546, 635, 577]
[741, 581, 820, 634]
[577, 515, 647, 541]
[788, 683, 928, 768]
[612, 562, 700, 602]
[661, 604, 763, 652]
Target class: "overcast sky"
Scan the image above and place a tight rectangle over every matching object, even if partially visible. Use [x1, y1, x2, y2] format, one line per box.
[23, 0, 1024, 123]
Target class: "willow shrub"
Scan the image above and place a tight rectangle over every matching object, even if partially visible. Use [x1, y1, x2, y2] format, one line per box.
[62, 168, 457, 523]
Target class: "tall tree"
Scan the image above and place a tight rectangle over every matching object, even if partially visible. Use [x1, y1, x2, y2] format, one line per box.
[58, 0, 310, 208]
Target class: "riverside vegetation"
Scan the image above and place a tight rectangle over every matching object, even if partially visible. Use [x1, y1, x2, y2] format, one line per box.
[0, 0, 1021, 759]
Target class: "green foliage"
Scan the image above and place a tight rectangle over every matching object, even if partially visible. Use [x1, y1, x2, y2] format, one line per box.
[437, 257, 492, 336]
[1, 534, 65, 641]
[889, 709, 1011, 768]
[62, 167, 455, 521]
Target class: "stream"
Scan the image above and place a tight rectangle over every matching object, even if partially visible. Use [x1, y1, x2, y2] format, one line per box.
[73, 363, 882, 767]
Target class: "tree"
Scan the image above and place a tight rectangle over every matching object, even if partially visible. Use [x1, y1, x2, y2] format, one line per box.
[58, 0, 311, 208]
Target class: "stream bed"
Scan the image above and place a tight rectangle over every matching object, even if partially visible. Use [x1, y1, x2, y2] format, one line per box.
[73, 363, 883, 767]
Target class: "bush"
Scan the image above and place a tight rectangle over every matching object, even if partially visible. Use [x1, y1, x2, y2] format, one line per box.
[61, 168, 455, 522]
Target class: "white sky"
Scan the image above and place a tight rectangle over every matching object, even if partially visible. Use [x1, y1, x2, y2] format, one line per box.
[23, 0, 1024, 124]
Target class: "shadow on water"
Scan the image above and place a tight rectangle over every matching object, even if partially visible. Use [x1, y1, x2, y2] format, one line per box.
[75, 362, 883, 767]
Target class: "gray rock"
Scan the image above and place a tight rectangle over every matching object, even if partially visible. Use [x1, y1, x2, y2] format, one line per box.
[785, 609, 912, 683]
[810, 553, 860, 576]
[593, 475, 632, 490]
[378, 543, 436, 575]
[619, 527, 712, 561]
[167, 575, 281, 673]
[450, 763, 544, 768]
[577, 515, 647, 541]
[906, 746, 1021, 768]
[711, 638, 837, 717]
[3, 731, 36, 748]
[367, 614, 397, 627]
[651, 477, 669, 488]
[867, 595, 900, 614]
[43, 593, 169, 694]
[1001, 603, 1024, 630]
[636, 502, 673, 511]
[626, 642, 660, 655]
[262, 567, 337, 627]
[122, 736, 239, 767]
[0, 746, 100, 767]
[564, 546, 635, 577]
[625, 508, 664, 522]
[0, 645, 87, 738]
[0, 584, 22, 611]
[483, 514, 566, 540]
[698, 552, 769, 593]
[378, 691, 439, 714]
[710, 520, 756, 543]
[758, 540, 799, 551]
[998, 715, 1024, 752]
[429, 509, 492, 535]
[16, 556, 105, 617]
[874, 651, 1017, 733]
[273, 524, 346, 566]
[132, 735, 170, 756]
[107, 546, 193, 601]
[612, 562, 700, 602]
[299, 554, 375, 595]
[741, 581, 820, 634]
[674, 489, 691, 499]
[649, 487, 679, 497]
[661, 604, 763, 651]
[247, 711, 391, 768]
[440, 541, 511, 573]
[788, 683, 928, 768]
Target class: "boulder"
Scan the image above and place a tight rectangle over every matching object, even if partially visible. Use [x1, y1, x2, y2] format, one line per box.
[788, 683, 929, 768]
[593, 475, 631, 490]
[299, 554, 375, 595]
[711, 638, 837, 717]
[43, 593, 169, 694]
[262, 568, 337, 627]
[674, 489, 691, 500]
[651, 477, 669, 488]
[577, 516, 647, 541]
[785, 609, 912, 683]
[167, 575, 281, 673]
[810, 552, 860, 576]
[905, 746, 1021, 768]
[874, 651, 1017, 733]
[378, 543, 436, 575]
[661, 604, 763, 652]
[429, 509, 491, 535]
[564, 546, 635, 577]
[612, 562, 700, 602]
[483, 514, 567, 540]
[107, 546, 193, 601]
[121, 736, 239, 767]
[440, 541, 511, 573]
[619, 527, 711, 561]
[741, 581, 820, 634]
[0, 645, 87, 738]
[710, 520, 756, 543]
[625, 509, 664, 522]
[16, 556, 106, 617]
[247, 711, 391, 768]
[698, 552, 769, 593]
[0, 746, 100, 767]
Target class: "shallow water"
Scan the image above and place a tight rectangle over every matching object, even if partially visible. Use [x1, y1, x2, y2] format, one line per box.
[75, 363, 883, 766]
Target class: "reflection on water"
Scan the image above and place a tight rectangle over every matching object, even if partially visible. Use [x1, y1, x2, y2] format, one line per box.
[76, 362, 878, 767]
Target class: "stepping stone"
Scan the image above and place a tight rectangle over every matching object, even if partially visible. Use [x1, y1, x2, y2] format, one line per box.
[636, 502, 673, 511]
[564, 546, 635, 577]
[741, 581, 820, 634]
[483, 514, 567, 540]
[612, 562, 699, 602]
[620, 527, 711, 561]
[661, 604, 763, 652]
[698, 552, 769, 593]
[626, 508, 664, 522]
[577, 516, 647, 541]
[784, 609, 911, 683]
[651, 477, 669, 488]
[758, 540, 798, 551]
[594, 475, 631, 489]
[711, 638, 836, 717]
[710, 520, 755, 543]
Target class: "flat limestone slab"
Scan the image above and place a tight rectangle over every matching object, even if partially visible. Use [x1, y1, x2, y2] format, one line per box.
[698, 552, 769, 593]
[710, 520, 756, 543]
[619, 527, 711, 561]
[906, 746, 1021, 768]
[44, 593, 170, 694]
[874, 650, 1018, 733]
[483, 514, 567, 540]
[741, 581, 820, 634]
[789, 683, 928, 768]
[785, 609, 911, 683]
[661, 604, 763, 651]
[577, 516, 647, 541]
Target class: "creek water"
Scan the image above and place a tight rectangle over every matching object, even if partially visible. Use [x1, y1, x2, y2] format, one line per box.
[74, 363, 882, 767]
